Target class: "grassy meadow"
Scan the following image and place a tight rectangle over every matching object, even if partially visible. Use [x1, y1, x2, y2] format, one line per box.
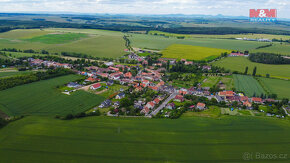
[233, 74, 266, 97]
[257, 77, 290, 99]
[162, 44, 230, 60]
[0, 70, 36, 78]
[202, 76, 234, 90]
[212, 57, 290, 80]
[26, 33, 87, 44]
[251, 43, 290, 56]
[0, 116, 289, 162]
[0, 28, 126, 58]
[0, 75, 105, 116]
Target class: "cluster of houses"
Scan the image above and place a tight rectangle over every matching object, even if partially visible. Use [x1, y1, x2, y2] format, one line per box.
[229, 52, 249, 57]
[235, 37, 272, 42]
[140, 96, 165, 114]
[80, 64, 167, 93]
[28, 58, 71, 69]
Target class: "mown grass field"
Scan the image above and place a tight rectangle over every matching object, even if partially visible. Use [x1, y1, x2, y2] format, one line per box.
[233, 74, 266, 97]
[257, 77, 290, 99]
[0, 116, 289, 162]
[212, 57, 290, 79]
[162, 44, 231, 60]
[0, 75, 105, 116]
[99, 84, 128, 99]
[0, 28, 126, 58]
[130, 34, 269, 51]
[26, 33, 87, 44]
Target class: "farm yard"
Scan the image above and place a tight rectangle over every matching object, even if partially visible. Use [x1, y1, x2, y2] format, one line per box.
[212, 57, 290, 79]
[257, 77, 290, 99]
[233, 74, 266, 97]
[0, 28, 126, 58]
[0, 116, 289, 162]
[0, 75, 105, 116]
[162, 44, 230, 60]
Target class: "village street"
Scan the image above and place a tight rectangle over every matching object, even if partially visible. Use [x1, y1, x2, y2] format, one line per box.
[149, 91, 179, 117]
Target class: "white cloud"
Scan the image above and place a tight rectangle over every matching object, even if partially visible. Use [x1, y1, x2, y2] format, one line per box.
[0, 0, 289, 18]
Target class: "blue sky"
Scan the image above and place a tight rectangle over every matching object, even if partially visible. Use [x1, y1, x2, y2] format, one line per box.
[0, 0, 289, 18]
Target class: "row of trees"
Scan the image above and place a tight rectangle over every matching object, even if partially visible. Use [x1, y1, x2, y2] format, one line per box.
[0, 68, 73, 91]
[57, 110, 101, 120]
[249, 53, 290, 64]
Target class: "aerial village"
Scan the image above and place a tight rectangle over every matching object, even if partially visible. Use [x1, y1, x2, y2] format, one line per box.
[27, 50, 288, 119]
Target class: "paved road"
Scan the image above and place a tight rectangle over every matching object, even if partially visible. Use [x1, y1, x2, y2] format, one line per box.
[149, 92, 178, 116]
[282, 107, 290, 116]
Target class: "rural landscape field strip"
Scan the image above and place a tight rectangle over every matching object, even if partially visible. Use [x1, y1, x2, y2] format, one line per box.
[233, 74, 266, 97]
[129, 33, 271, 50]
[162, 44, 230, 60]
[257, 77, 290, 99]
[0, 116, 289, 162]
[212, 57, 290, 79]
[0, 75, 105, 116]
[0, 29, 126, 58]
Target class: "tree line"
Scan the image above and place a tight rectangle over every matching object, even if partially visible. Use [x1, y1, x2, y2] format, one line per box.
[0, 68, 73, 91]
[1, 19, 290, 35]
[249, 53, 290, 64]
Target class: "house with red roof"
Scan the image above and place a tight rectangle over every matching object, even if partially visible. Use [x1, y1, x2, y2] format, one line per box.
[141, 107, 150, 114]
[218, 91, 234, 97]
[240, 96, 249, 102]
[174, 95, 184, 102]
[153, 98, 161, 104]
[90, 83, 101, 90]
[149, 86, 158, 91]
[251, 97, 263, 104]
[145, 101, 155, 109]
[196, 103, 206, 110]
[243, 101, 252, 107]
[85, 77, 99, 82]
[135, 86, 142, 92]
[109, 66, 119, 72]
[230, 52, 246, 57]
[179, 88, 188, 95]
[124, 72, 132, 78]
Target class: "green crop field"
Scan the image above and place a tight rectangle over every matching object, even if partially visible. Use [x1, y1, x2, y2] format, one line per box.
[0, 75, 105, 116]
[0, 28, 126, 58]
[25, 33, 87, 44]
[251, 43, 290, 56]
[130, 34, 269, 51]
[0, 116, 289, 162]
[0, 29, 51, 39]
[0, 51, 53, 58]
[162, 44, 231, 60]
[212, 57, 290, 80]
[0, 70, 37, 78]
[233, 74, 266, 97]
[257, 77, 290, 99]
[148, 31, 290, 40]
